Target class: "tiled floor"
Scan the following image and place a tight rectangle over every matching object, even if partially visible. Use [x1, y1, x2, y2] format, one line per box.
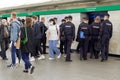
[0, 50, 120, 80]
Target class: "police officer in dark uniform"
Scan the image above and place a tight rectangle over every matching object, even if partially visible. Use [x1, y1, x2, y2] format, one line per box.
[100, 14, 113, 62]
[90, 16, 101, 59]
[77, 17, 90, 60]
[59, 19, 66, 54]
[62, 16, 75, 62]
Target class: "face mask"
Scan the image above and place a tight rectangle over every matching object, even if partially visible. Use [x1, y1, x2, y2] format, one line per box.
[50, 22, 53, 25]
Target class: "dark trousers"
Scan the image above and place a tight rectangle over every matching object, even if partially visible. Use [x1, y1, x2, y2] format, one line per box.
[11, 42, 16, 65]
[65, 39, 72, 61]
[34, 39, 43, 57]
[60, 40, 65, 54]
[76, 42, 81, 52]
[1, 39, 8, 59]
[16, 49, 21, 63]
[80, 38, 89, 60]
[22, 52, 31, 70]
[90, 38, 99, 59]
[101, 36, 110, 60]
[41, 37, 47, 54]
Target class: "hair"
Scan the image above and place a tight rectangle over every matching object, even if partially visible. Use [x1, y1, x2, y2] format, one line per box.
[22, 19, 25, 25]
[49, 18, 56, 25]
[32, 16, 38, 20]
[41, 17, 45, 22]
[95, 16, 101, 22]
[11, 12, 17, 18]
[26, 17, 32, 27]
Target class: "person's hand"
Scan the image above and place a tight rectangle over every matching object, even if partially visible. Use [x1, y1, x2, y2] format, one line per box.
[14, 42, 17, 47]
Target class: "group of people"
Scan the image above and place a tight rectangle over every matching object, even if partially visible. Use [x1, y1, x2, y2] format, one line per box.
[0, 12, 113, 74]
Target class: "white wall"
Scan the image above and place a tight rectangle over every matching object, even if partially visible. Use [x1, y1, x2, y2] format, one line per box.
[40, 13, 81, 49]
[108, 11, 120, 55]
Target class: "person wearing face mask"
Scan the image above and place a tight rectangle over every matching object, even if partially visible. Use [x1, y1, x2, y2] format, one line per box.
[76, 17, 90, 60]
[47, 19, 61, 60]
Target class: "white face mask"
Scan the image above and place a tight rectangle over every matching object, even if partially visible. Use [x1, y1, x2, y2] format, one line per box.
[49, 22, 53, 25]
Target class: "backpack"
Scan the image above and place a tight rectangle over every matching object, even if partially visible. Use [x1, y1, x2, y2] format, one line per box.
[4, 26, 9, 38]
[21, 27, 28, 45]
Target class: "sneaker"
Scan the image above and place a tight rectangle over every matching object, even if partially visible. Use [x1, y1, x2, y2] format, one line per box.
[63, 54, 66, 58]
[7, 64, 16, 68]
[30, 57, 35, 62]
[30, 66, 35, 74]
[49, 57, 55, 60]
[38, 55, 45, 60]
[57, 53, 61, 59]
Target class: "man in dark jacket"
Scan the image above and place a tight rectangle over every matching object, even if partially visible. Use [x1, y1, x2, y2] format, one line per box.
[38, 17, 48, 60]
[0, 19, 9, 60]
[100, 14, 113, 62]
[62, 16, 75, 62]
[32, 16, 43, 59]
[59, 19, 66, 54]
[77, 17, 90, 60]
[90, 16, 101, 59]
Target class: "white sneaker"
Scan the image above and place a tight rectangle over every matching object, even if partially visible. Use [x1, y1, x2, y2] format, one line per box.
[63, 54, 66, 58]
[38, 55, 45, 60]
[57, 53, 61, 59]
[30, 57, 35, 62]
[49, 58, 55, 60]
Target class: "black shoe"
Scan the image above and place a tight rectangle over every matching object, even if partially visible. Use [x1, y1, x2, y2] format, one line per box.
[83, 58, 87, 60]
[3, 58, 8, 60]
[30, 66, 35, 74]
[66, 60, 72, 62]
[44, 52, 48, 54]
[101, 59, 104, 62]
[23, 70, 28, 73]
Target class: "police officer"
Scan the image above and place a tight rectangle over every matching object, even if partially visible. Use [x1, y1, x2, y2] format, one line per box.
[90, 16, 101, 59]
[100, 14, 113, 62]
[59, 19, 66, 54]
[62, 16, 75, 62]
[77, 17, 90, 60]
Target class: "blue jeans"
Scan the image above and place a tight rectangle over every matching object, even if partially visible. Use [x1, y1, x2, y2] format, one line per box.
[22, 52, 31, 70]
[11, 42, 16, 65]
[49, 40, 61, 58]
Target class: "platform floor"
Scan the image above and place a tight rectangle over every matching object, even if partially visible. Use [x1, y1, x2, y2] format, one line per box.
[0, 49, 120, 80]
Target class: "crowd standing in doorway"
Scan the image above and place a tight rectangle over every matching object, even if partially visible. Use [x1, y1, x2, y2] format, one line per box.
[0, 12, 113, 74]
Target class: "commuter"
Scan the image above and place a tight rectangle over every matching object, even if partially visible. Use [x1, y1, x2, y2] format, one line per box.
[47, 19, 61, 60]
[7, 12, 21, 68]
[38, 17, 48, 60]
[32, 16, 44, 60]
[20, 17, 35, 74]
[77, 17, 90, 60]
[100, 14, 113, 62]
[62, 16, 75, 62]
[0, 19, 9, 60]
[59, 19, 66, 54]
[90, 16, 101, 59]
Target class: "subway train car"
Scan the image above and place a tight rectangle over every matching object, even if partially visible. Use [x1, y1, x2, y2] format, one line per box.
[0, 4, 120, 56]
